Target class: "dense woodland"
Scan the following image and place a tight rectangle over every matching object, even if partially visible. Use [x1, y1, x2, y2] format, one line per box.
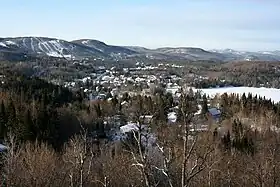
[1, 66, 280, 186]
[184, 61, 280, 88]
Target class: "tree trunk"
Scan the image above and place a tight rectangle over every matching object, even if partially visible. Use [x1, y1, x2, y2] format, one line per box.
[181, 112, 189, 187]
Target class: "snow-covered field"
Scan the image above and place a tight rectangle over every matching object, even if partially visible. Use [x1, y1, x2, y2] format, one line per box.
[195, 87, 280, 103]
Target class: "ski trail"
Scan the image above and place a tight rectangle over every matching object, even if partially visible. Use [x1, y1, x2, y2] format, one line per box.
[55, 40, 64, 52]
[23, 38, 28, 49]
[38, 42, 44, 52]
[30, 38, 35, 52]
[50, 40, 61, 52]
[35, 37, 51, 53]
[35, 37, 46, 52]
[50, 40, 67, 57]
[43, 39, 56, 53]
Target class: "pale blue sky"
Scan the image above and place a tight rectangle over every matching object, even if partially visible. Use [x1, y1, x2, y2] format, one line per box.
[1, 0, 280, 51]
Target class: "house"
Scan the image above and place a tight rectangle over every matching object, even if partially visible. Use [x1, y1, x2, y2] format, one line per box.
[208, 107, 221, 121]
[119, 122, 156, 147]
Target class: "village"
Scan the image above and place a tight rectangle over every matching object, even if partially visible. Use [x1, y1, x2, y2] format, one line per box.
[55, 61, 223, 151]
[0, 60, 223, 153]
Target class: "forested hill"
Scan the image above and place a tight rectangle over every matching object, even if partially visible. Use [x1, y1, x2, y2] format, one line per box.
[0, 71, 87, 149]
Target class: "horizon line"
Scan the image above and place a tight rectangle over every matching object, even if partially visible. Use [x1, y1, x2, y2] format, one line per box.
[0, 35, 278, 52]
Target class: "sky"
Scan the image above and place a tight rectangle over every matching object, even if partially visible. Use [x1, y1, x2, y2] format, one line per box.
[1, 0, 280, 51]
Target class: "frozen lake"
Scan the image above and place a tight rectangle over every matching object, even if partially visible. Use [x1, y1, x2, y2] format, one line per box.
[195, 87, 280, 103]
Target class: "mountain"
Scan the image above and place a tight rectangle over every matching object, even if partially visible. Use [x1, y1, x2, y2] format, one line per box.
[72, 39, 137, 58]
[0, 37, 107, 60]
[0, 36, 280, 62]
[155, 47, 226, 61]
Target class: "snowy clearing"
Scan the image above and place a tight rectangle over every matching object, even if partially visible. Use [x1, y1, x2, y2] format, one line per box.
[195, 87, 280, 103]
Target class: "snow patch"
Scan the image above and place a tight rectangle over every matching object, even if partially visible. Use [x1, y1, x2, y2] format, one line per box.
[0, 42, 7, 47]
[119, 122, 156, 147]
[5, 41, 17, 46]
[168, 112, 177, 123]
[46, 52, 63, 57]
[261, 51, 273, 55]
[82, 40, 89, 45]
[120, 122, 139, 134]
[48, 40, 64, 52]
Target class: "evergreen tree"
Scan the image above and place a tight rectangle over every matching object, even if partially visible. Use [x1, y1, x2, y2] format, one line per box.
[154, 95, 168, 122]
[111, 95, 118, 109]
[165, 92, 174, 109]
[23, 109, 34, 140]
[136, 95, 144, 116]
[222, 130, 231, 151]
[201, 94, 208, 115]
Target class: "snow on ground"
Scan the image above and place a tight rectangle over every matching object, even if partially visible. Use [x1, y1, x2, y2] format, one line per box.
[5, 41, 17, 46]
[166, 87, 180, 95]
[49, 40, 64, 52]
[46, 52, 63, 57]
[121, 101, 128, 105]
[140, 115, 153, 119]
[195, 105, 202, 115]
[30, 37, 35, 52]
[168, 112, 177, 123]
[195, 87, 280, 103]
[0, 42, 7, 47]
[62, 54, 73, 59]
[120, 122, 139, 134]
[82, 40, 89, 45]
[119, 122, 156, 147]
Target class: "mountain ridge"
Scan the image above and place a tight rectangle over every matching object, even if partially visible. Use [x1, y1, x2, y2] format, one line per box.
[0, 36, 280, 62]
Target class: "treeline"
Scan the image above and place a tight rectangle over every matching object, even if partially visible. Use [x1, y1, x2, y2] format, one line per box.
[190, 61, 280, 89]
[192, 79, 243, 89]
[219, 92, 280, 121]
[220, 62, 280, 88]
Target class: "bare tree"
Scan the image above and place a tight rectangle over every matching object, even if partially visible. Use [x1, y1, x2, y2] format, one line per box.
[3, 133, 61, 187]
[62, 133, 95, 187]
[180, 90, 214, 187]
[127, 125, 151, 187]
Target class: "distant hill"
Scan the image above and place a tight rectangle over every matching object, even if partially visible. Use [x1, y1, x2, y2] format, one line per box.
[1, 36, 280, 62]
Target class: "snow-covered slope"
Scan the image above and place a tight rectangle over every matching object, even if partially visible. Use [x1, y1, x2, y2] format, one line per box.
[196, 87, 280, 103]
[0, 37, 107, 60]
